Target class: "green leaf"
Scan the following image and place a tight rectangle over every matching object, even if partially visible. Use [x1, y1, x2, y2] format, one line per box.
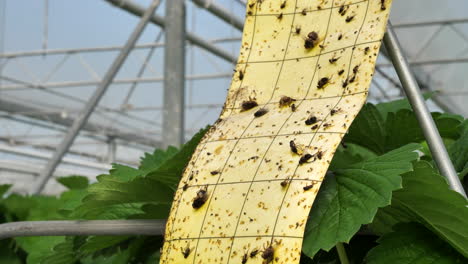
[302, 144, 421, 258]
[56, 176, 89, 190]
[0, 184, 11, 197]
[139, 146, 179, 173]
[329, 143, 378, 171]
[372, 161, 468, 257]
[145, 126, 209, 188]
[57, 189, 88, 217]
[0, 240, 22, 264]
[375, 92, 433, 121]
[39, 236, 86, 264]
[15, 236, 65, 264]
[365, 223, 465, 264]
[345, 104, 386, 154]
[80, 236, 131, 256]
[449, 120, 468, 177]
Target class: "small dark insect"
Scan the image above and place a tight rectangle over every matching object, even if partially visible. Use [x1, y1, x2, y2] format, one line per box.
[277, 13, 283, 19]
[210, 170, 220, 175]
[304, 31, 319, 49]
[299, 154, 313, 165]
[247, 11, 253, 15]
[279, 96, 295, 107]
[304, 38, 315, 49]
[338, 5, 348, 16]
[331, 109, 338, 116]
[364, 46, 370, 55]
[261, 245, 275, 263]
[316, 151, 323, 160]
[301, 8, 307, 15]
[249, 3, 255, 8]
[250, 249, 259, 258]
[338, 69, 345, 75]
[346, 15, 355, 23]
[338, 33, 343, 40]
[280, 1, 286, 9]
[322, 123, 331, 129]
[241, 100, 258, 111]
[242, 253, 248, 264]
[305, 115, 318, 126]
[254, 108, 268, 117]
[295, 26, 301, 34]
[303, 184, 314, 191]
[317, 77, 330, 89]
[380, 0, 386, 10]
[192, 188, 208, 209]
[182, 183, 189, 191]
[342, 78, 349, 88]
[239, 69, 244, 80]
[289, 140, 298, 154]
[311, 124, 319, 130]
[181, 246, 191, 259]
[291, 103, 297, 112]
[308, 31, 318, 41]
[329, 57, 340, 64]
[353, 65, 360, 74]
[280, 178, 290, 188]
[349, 75, 356, 83]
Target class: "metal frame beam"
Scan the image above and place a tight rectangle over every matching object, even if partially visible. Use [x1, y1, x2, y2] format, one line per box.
[0, 73, 231, 91]
[384, 22, 467, 197]
[0, 144, 111, 171]
[105, 0, 236, 63]
[0, 98, 161, 147]
[191, 0, 244, 31]
[33, 0, 162, 194]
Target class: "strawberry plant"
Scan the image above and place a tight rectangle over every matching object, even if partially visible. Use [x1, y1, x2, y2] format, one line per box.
[0, 98, 467, 264]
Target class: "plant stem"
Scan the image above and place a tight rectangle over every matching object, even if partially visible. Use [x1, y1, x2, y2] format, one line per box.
[336, 243, 350, 264]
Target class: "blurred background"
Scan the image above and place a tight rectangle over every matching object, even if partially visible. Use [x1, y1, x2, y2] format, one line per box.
[0, 0, 467, 194]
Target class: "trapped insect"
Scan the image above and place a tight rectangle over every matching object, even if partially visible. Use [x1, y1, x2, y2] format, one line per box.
[192, 187, 208, 209]
[305, 115, 318, 125]
[317, 77, 330, 89]
[290, 140, 298, 154]
[181, 245, 191, 259]
[254, 108, 268, 117]
[261, 245, 275, 263]
[303, 184, 314, 191]
[299, 154, 313, 165]
[241, 100, 258, 111]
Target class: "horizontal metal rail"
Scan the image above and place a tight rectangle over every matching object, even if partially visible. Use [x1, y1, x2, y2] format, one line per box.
[0, 73, 232, 91]
[0, 144, 112, 171]
[393, 18, 468, 28]
[0, 220, 165, 240]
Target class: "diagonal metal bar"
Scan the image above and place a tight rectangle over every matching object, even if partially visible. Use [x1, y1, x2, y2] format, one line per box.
[0, 220, 165, 240]
[191, 0, 244, 31]
[32, 0, 162, 195]
[104, 0, 236, 64]
[384, 22, 467, 198]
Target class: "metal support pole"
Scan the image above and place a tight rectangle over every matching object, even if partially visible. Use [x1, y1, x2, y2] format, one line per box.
[32, 0, 162, 195]
[163, 0, 186, 147]
[106, 137, 117, 163]
[383, 22, 467, 198]
[0, 220, 165, 240]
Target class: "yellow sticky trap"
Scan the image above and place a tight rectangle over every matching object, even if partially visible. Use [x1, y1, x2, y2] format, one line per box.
[160, 0, 393, 263]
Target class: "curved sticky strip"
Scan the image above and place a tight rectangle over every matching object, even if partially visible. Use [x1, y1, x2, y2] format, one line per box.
[161, 0, 393, 263]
